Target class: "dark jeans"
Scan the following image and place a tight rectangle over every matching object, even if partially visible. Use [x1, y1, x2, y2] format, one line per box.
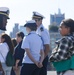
[39, 56, 48, 75]
[20, 63, 40, 75]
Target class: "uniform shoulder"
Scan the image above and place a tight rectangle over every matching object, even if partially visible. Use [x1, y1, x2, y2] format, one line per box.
[41, 28, 49, 36]
[25, 33, 31, 37]
[40, 27, 44, 32]
[40, 26, 48, 32]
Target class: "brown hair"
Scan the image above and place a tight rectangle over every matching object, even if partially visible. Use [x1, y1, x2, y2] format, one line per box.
[16, 32, 24, 39]
[1, 33, 14, 54]
[11, 38, 17, 48]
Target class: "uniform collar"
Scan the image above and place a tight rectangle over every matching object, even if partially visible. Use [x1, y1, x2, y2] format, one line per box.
[29, 31, 36, 34]
[37, 24, 44, 32]
[37, 24, 43, 30]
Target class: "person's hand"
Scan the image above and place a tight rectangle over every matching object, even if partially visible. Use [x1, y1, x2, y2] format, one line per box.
[13, 64, 18, 71]
[38, 62, 43, 68]
[15, 63, 19, 70]
[35, 61, 39, 67]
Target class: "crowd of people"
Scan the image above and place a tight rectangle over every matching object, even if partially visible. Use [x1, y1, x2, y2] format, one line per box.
[0, 7, 74, 75]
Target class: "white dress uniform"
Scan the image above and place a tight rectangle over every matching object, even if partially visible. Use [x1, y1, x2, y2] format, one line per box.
[32, 11, 50, 45]
[32, 11, 50, 75]
[36, 24, 50, 45]
[21, 31, 43, 63]
[21, 20, 43, 75]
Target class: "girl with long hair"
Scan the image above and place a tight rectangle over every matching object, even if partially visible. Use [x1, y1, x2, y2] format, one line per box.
[0, 33, 14, 75]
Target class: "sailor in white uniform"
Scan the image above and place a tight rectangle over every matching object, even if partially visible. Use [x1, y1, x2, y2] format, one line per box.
[0, 7, 10, 31]
[32, 11, 50, 75]
[21, 20, 44, 75]
[0, 7, 10, 75]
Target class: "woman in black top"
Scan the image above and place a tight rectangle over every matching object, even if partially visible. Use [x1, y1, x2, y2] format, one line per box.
[13, 32, 25, 75]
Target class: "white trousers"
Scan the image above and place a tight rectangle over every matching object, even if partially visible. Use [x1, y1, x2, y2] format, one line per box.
[2, 63, 12, 75]
[64, 70, 74, 75]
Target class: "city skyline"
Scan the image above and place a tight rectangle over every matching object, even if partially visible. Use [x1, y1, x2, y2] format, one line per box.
[0, 0, 74, 34]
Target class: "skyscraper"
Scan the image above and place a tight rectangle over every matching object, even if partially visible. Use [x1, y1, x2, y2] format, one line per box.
[10, 23, 19, 38]
[50, 9, 65, 26]
[19, 26, 27, 35]
[10, 23, 27, 38]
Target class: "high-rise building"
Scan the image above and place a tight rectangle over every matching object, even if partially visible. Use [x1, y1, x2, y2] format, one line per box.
[10, 23, 27, 38]
[10, 23, 19, 38]
[19, 26, 27, 35]
[50, 9, 65, 26]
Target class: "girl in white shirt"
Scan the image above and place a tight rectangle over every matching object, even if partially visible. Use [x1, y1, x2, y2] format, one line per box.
[0, 33, 14, 75]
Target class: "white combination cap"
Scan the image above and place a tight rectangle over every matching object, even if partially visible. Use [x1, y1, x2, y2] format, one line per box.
[26, 20, 36, 24]
[32, 11, 45, 19]
[24, 20, 37, 27]
[0, 7, 10, 19]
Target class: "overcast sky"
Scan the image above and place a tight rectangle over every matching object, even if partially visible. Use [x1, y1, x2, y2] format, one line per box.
[0, 0, 74, 34]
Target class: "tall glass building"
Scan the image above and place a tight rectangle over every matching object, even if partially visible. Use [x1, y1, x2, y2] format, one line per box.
[50, 9, 65, 26]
